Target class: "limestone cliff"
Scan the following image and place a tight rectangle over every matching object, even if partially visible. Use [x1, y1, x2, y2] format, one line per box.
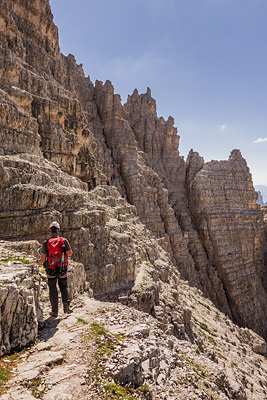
[1, 0, 267, 348]
[187, 149, 267, 337]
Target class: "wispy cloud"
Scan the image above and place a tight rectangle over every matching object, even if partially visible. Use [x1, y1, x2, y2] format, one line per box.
[219, 124, 226, 132]
[253, 137, 267, 143]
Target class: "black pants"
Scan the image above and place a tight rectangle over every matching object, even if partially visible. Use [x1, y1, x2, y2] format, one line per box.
[48, 277, 69, 313]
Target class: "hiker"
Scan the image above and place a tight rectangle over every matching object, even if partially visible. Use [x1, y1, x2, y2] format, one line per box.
[106, 177, 110, 185]
[35, 221, 73, 317]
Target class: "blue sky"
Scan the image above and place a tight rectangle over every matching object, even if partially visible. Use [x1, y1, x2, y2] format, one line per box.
[50, 0, 267, 185]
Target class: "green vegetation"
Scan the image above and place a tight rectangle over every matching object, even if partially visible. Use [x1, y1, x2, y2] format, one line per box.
[180, 352, 208, 378]
[198, 301, 211, 311]
[82, 322, 154, 399]
[117, 214, 122, 221]
[83, 322, 118, 357]
[193, 316, 217, 337]
[104, 382, 137, 400]
[232, 361, 237, 368]
[83, 323, 149, 399]
[198, 322, 216, 336]
[207, 335, 217, 346]
[1, 256, 31, 264]
[91, 322, 107, 336]
[23, 377, 45, 399]
[177, 351, 225, 400]
[0, 364, 11, 393]
[139, 383, 150, 394]
[0, 352, 23, 395]
[141, 275, 149, 282]
[179, 354, 225, 399]
[216, 351, 227, 360]
[77, 317, 89, 325]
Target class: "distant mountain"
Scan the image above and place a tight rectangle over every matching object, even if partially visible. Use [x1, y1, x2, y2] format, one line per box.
[255, 185, 267, 203]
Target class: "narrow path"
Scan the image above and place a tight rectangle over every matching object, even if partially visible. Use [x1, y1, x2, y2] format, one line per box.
[1, 291, 104, 400]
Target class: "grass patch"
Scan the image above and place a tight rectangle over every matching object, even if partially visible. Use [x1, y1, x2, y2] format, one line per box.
[1, 256, 31, 264]
[77, 318, 89, 325]
[83, 323, 142, 398]
[183, 354, 207, 377]
[104, 382, 137, 400]
[232, 361, 238, 368]
[0, 365, 11, 390]
[216, 351, 227, 360]
[193, 316, 217, 337]
[198, 322, 216, 336]
[198, 301, 211, 311]
[0, 352, 24, 395]
[91, 322, 107, 336]
[139, 383, 150, 394]
[83, 323, 120, 357]
[142, 275, 149, 282]
[23, 377, 45, 398]
[207, 335, 217, 346]
[97, 338, 117, 356]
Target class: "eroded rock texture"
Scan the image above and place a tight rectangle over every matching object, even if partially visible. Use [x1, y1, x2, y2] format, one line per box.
[187, 150, 267, 337]
[0, 244, 40, 354]
[0, 0, 267, 344]
[124, 89, 267, 337]
[125, 91, 231, 316]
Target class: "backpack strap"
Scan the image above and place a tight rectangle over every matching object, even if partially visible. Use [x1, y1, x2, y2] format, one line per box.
[45, 239, 49, 255]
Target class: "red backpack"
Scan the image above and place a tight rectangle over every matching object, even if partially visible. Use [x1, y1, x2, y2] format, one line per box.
[46, 237, 68, 277]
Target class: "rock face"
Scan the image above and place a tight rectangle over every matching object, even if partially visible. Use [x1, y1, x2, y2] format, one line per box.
[125, 92, 231, 315]
[0, 243, 41, 354]
[94, 81, 193, 272]
[187, 150, 267, 337]
[0, 0, 267, 348]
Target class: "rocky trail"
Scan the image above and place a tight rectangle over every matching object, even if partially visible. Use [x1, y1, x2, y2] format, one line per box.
[1, 269, 267, 400]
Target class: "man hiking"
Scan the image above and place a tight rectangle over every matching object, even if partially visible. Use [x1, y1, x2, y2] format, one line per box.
[35, 221, 73, 317]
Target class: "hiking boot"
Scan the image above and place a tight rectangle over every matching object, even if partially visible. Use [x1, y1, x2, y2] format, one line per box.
[63, 302, 71, 313]
[50, 311, 58, 317]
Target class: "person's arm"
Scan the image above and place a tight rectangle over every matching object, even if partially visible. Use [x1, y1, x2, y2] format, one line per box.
[63, 238, 72, 257]
[67, 249, 73, 257]
[34, 253, 47, 264]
